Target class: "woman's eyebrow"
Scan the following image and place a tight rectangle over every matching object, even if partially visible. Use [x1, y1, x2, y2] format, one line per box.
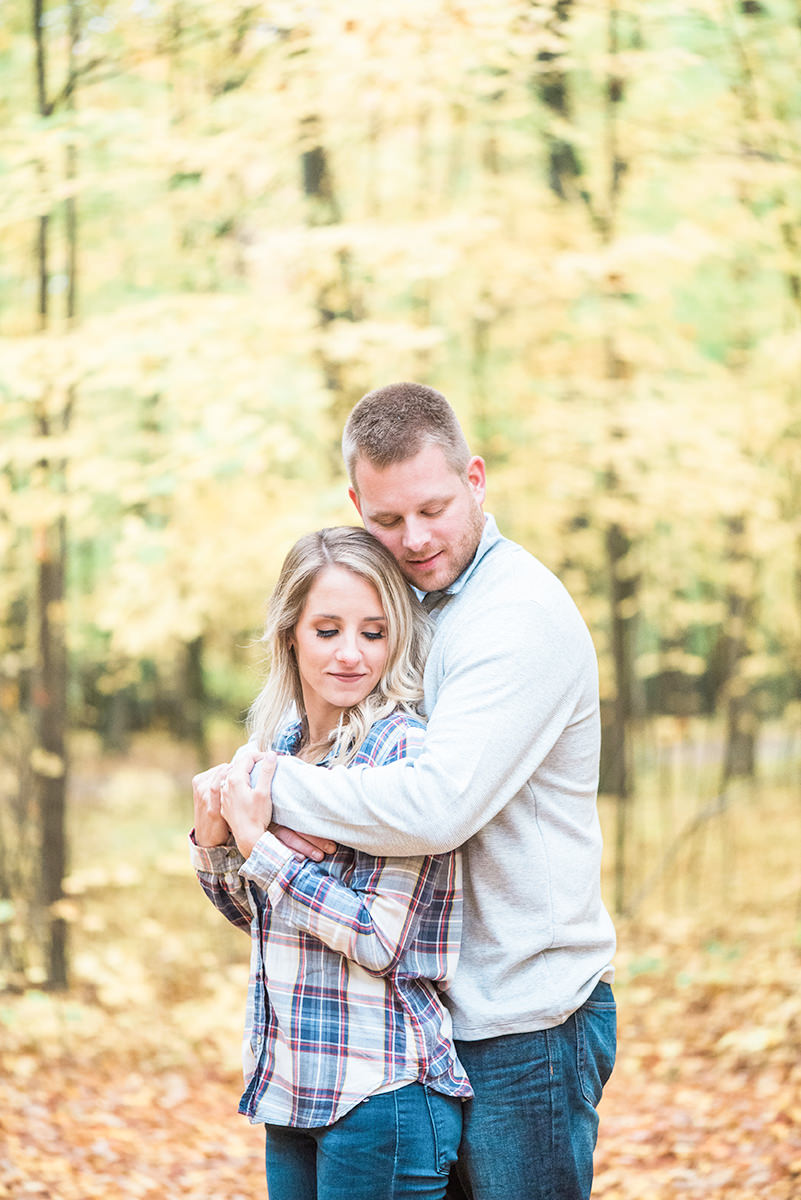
[309, 612, 386, 622]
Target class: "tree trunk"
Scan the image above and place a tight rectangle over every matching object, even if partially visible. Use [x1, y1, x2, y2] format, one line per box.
[601, 0, 637, 914]
[719, 515, 757, 788]
[30, 0, 79, 990]
[532, 0, 586, 204]
[181, 635, 209, 763]
[300, 116, 365, 462]
[717, 8, 763, 789]
[35, 524, 69, 989]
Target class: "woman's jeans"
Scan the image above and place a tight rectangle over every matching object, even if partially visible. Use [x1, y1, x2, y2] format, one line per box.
[446, 980, 617, 1200]
[264, 1082, 463, 1200]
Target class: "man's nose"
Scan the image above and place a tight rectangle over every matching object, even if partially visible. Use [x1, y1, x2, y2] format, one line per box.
[402, 518, 430, 552]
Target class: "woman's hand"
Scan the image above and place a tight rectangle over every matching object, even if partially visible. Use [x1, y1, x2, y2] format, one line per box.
[192, 762, 232, 847]
[224, 746, 337, 861]
[220, 750, 276, 859]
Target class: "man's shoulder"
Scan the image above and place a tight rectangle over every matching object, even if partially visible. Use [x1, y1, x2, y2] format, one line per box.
[447, 533, 594, 659]
[467, 533, 569, 606]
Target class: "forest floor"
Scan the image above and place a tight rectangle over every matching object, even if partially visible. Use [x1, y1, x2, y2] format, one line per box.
[1, 735, 800, 1198]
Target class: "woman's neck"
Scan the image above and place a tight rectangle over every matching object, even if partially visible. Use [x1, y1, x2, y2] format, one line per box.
[301, 688, 346, 748]
[297, 710, 345, 763]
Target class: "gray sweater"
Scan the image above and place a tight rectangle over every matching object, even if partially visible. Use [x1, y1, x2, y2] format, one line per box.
[271, 516, 616, 1039]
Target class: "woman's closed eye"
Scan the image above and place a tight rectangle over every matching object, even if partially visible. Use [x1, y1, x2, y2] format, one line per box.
[314, 627, 384, 641]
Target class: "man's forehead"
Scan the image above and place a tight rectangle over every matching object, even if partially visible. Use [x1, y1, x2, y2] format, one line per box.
[354, 444, 457, 494]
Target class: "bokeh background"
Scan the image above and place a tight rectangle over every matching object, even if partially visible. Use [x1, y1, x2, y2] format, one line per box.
[1, 1, 800, 1196]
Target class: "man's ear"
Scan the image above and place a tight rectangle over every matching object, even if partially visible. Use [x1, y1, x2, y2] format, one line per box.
[467, 456, 487, 506]
[348, 486, 363, 517]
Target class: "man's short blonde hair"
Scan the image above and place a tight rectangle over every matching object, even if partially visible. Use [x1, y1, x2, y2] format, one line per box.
[342, 382, 471, 488]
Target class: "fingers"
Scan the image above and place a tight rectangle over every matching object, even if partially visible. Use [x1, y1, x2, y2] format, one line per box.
[231, 744, 266, 775]
[192, 762, 232, 847]
[248, 750, 276, 829]
[270, 823, 337, 862]
[220, 765, 269, 860]
[192, 762, 229, 805]
[250, 749, 277, 789]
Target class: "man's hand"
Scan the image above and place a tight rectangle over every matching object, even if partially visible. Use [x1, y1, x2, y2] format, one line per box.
[270, 824, 337, 862]
[192, 763, 232, 847]
[220, 750, 275, 859]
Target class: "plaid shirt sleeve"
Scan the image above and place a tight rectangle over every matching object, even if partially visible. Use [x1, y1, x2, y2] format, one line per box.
[188, 728, 298, 931]
[189, 835, 251, 931]
[240, 717, 454, 977]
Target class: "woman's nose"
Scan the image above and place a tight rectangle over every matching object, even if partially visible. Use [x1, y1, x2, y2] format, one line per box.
[335, 635, 360, 663]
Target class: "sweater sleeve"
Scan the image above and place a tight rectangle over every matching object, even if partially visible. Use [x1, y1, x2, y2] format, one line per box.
[271, 597, 595, 856]
[239, 717, 460, 977]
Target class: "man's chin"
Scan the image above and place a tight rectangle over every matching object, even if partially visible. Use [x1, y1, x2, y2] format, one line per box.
[403, 566, 436, 588]
[405, 565, 452, 592]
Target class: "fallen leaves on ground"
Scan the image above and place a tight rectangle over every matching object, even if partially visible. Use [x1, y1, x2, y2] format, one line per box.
[0, 1053, 263, 1200]
[593, 919, 801, 1199]
[2, 746, 799, 1197]
[3, 923, 800, 1200]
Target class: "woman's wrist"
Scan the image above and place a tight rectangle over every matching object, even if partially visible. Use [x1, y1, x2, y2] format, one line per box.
[193, 814, 231, 847]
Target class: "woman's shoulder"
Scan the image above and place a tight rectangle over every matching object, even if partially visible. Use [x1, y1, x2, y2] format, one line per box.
[271, 717, 304, 755]
[351, 710, 426, 767]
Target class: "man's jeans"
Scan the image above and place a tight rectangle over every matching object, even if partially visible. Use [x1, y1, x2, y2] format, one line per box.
[446, 981, 616, 1200]
[264, 1083, 463, 1200]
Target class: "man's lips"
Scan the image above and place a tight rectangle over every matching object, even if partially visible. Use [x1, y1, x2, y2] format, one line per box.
[407, 550, 443, 569]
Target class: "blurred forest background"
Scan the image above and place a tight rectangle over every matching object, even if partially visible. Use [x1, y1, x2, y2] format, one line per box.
[1, 0, 800, 1196]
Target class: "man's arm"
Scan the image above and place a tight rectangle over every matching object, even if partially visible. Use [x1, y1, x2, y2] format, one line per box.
[268, 601, 596, 857]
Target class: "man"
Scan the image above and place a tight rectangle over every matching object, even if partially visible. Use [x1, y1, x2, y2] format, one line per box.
[222, 382, 616, 1199]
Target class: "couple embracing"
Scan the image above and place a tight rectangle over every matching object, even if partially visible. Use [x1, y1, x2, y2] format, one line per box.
[190, 382, 616, 1200]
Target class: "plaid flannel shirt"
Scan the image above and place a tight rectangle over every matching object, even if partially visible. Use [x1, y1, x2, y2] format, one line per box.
[190, 711, 471, 1128]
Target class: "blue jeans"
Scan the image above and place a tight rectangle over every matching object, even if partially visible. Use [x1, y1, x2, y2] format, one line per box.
[264, 1083, 463, 1200]
[446, 981, 616, 1200]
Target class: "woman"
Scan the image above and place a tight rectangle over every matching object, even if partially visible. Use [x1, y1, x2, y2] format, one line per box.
[190, 526, 471, 1200]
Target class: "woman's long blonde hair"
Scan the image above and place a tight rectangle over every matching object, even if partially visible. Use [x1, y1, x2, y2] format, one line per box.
[247, 527, 431, 766]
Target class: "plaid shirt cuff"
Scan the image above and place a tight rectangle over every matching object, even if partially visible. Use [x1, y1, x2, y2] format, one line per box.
[241, 831, 297, 894]
[188, 831, 242, 874]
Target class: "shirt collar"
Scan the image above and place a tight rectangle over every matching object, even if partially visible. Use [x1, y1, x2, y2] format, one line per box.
[277, 716, 341, 765]
[414, 513, 501, 603]
[276, 718, 304, 755]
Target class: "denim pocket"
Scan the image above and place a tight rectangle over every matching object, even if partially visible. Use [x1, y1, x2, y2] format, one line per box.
[575, 982, 617, 1107]
[423, 1089, 463, 1175]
